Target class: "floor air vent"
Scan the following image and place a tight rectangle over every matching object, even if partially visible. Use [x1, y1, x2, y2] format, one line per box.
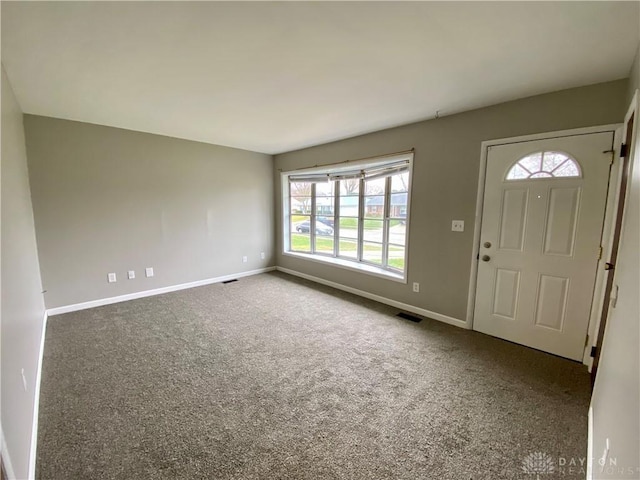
[397, 312, 422, 323]
[222, 279, 238, 284]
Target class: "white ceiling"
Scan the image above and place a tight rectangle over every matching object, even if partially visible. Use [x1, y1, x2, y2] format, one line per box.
[2, 2, 639, 155]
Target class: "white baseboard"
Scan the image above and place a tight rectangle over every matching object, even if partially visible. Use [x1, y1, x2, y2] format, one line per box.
[46, 267, 276, 316]
[276, 266, 469, 329]
[1, 425, 16, 480]
[28, 311, 48, 480]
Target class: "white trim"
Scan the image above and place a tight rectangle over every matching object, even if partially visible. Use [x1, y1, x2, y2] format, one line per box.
[466, 141, 489, 326]
[1, 426, 16, 480]
[587, 406, 594, 480]
[583, 126, 624, 368]
[585, 91, 639, 370]
[280, 150, 414, 176]
[282, 251, 406, 284]
[276, 266, 468, 329]
[477, 124, 621, 148]
[46, 267, 276, 316]
[466, 124, 623, 353]
[28, 311, 48, 480]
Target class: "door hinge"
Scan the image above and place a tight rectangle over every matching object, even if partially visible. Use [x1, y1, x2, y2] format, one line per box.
[604, 262, 615, 271]
[597, 246, 603, 260]
[590, 346, 598, 358]
[620, 143, 628, 158]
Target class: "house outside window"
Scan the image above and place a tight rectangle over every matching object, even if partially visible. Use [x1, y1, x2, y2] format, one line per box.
[282, 152, 413, 281]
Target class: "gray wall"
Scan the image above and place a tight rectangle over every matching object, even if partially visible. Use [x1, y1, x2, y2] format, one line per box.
[627, 44, 639, 106]
[590, 43, 640, 478]
[1, 65, 46, 479]
[24, 116, 274, 309]
[275, 79, 628, 321]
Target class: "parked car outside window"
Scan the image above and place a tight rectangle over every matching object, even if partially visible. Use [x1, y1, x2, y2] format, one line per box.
[295, 220, 334, 236]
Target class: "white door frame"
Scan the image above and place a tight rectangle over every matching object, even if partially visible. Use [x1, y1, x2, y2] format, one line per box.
[466, 124, 623, 365]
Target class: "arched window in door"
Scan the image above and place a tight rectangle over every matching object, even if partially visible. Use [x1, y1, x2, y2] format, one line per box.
[506, 151, 581, 180]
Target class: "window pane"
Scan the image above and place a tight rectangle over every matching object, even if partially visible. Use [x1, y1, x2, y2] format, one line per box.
[291, 196, 311, 214]
[340, 179, 360, 196]
[338, 237, 358, 259]
[316, 181, 335, 197]
[290, 182, 312, 197]
[506, 164, 529, 180]
[291, 215, 311, 253]
[365, 177, 386, 195]
[315, 197, 334, 216]
[542, 152, 569, 172]
[291, 233, 311, 252]
[388, 220, 406, 246]
[554, 161, 580, 177]
[391, 172, 409, 193]
[387, 244, 405, 271]
[362, 242, 383, 264]
[389, 192, 408, 220]
[363, 219, 384, 243]
[292, 215, 311, 234]
[314, 220, 334, 238]
[317, 215, 335, 229]
[315, 235, 335, 255]
[506, 151, 580, 180]
[339, 217, 359, 237]
[518, 153, 542, 173]
[339, 195, 359, 216]
[364, 196, 384, 218]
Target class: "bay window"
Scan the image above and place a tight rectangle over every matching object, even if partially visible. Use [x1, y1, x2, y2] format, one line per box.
[283, 152, 413, 280]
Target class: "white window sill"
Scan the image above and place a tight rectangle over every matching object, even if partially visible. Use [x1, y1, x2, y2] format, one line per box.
[282, 251, 407, 284]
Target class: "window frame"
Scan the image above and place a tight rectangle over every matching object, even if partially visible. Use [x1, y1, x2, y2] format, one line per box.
[505, 150, 582, 181]
[282, 152, 413, 282]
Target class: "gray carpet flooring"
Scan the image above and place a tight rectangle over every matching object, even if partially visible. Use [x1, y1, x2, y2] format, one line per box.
[37, 271, 591, 479]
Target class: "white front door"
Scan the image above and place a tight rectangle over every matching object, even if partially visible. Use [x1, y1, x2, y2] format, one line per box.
[473, 132, 613, 360]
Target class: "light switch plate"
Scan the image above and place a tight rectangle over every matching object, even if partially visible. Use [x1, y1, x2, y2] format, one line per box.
[128, 270, 135, 280]
[108, 272, 117, 283]
[145, 267, 154, 278]
[452, 220, 465, 232]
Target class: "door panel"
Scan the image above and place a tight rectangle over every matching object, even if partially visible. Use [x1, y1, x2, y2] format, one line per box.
[543, 187, 580, 256]
[492, 268, 520, 319]
[534, 274, 569, 330]
[474, 132, 613, 360]
[499, 189, 528, 251]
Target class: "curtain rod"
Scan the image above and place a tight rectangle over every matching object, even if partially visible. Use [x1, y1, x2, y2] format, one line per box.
[278, 148, 414, 173]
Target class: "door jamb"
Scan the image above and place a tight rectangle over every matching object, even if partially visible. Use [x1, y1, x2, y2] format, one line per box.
[588, 91, 638, 372]
[466, 124, 623, 366]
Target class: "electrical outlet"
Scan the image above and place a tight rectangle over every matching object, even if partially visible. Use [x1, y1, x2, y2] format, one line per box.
[242, 256, 248, 263]
[21, 368, 27, 392]
[451, 220, 465, 232]
[260, 252, 265, 260]
[108, 273, 117, 283]
[413, 282, 420, 293]
[145, 267, 154, 278]
[128, 270, 135, 280]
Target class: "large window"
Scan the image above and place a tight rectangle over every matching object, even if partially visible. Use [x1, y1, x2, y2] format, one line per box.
[284, 153, 412, 280]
